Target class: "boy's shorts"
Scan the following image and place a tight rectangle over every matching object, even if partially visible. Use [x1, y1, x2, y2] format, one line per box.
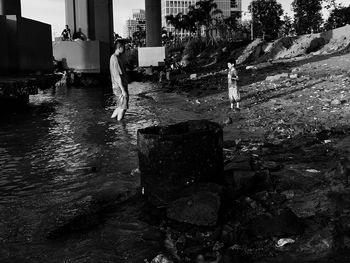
[113, 84, 129, 110]
[116, 94, 129, 110]
[228, 86, 240, 102]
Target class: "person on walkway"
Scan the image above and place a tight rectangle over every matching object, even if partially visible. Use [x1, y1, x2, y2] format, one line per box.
[110, 40, 129, 121]
[73, 28, 87, 41]
[227, 59, 241, 111]
[61, 25, 72, 41]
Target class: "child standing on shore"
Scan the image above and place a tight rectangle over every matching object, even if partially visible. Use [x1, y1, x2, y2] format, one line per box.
[227, 59, 241, 111]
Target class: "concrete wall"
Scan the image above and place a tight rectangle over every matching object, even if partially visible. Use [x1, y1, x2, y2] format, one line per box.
[1, 15, 53, 73]
[0, 0, 21, 16]
[5, 15, 17, 71]
[16, 17, 53, 72]
[138, 47, 165, 67]
[0, 16, 9, 73]
[330, 24, 350, 40]
[53, 40, 110, 73]
[318, 24, 350, 42]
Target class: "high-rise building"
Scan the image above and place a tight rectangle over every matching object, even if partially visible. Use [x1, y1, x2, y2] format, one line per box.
[161, 0, 196, 33]
[124, 9, 146, 38]
[161, 0, 242, 34]
[215, 0, 242, 17]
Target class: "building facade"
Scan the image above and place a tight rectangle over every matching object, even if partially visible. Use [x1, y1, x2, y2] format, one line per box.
[124, 9, 146, 38]
[161, 0, 242, 35]
[161, 0, 196, 32]
[215, 0, 241, 18]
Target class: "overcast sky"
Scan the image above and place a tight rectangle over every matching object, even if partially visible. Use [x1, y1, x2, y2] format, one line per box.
[21, 0, 349, 38]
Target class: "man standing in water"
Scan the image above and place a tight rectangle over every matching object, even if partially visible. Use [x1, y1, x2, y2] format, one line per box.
[110, 40, 129, 121]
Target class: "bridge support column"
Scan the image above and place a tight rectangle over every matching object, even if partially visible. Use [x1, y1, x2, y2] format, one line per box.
[145, 0, 161, 47]
[65, 0, 113, 48]
[56, 0, 114, 73]
[0, 0, 21, 16]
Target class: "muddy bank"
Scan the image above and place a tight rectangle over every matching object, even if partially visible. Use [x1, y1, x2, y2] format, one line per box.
[136, 46, 350, 262]
[1, 42, 350, 262]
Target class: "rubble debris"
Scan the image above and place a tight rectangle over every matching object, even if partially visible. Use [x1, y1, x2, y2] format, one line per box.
[276, 238, 296, 247]
[166, 190, 221, 226]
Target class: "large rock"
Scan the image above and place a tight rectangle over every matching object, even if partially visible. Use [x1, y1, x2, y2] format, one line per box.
[41, 188, 135, 239]
[236, 38, 264, 65]
[247, 208, 305, 238]
[224, 156, 257, 196]
[331, 99, 341, 105]
[167, 189, 221, 226]
[286, 189, 334, 218]
[294, 228, 334, 261]
[233, 170, 256, 194]
[266, 73, 289, 82]
[224, 155, 252, 171]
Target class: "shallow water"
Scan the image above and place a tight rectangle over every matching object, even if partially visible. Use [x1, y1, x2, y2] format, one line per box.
[0, 80, 215, 262]
[0, 83, 160, 202]
[0, 82, 172, 261]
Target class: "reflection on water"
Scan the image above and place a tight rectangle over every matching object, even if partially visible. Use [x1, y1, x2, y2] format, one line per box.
[0, 81, 207, 261]
[0, 82, 158, 204]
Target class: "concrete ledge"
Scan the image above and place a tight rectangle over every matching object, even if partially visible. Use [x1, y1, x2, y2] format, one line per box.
[0, 74, 61, 99]
[138, 46, 166, 67]
[53, 40, 110, 73]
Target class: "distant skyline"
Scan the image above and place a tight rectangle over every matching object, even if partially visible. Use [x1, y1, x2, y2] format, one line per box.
[20, 0, 349, 39]
[21, 0, 146, 38]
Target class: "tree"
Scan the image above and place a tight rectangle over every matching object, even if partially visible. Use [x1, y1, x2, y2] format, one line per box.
[165, 14, 182, 41]
[194, 0, 222, 43]
[213, 12, 241, 41]
[188, 4, 206, 39]
[279, 15, 294, 37]
[248, 0, 284, 40]
[132, 25, 146, 47]
[292, 0, 323, 35]
[324, 5, 350, 30]
[323, 0, 340, 10]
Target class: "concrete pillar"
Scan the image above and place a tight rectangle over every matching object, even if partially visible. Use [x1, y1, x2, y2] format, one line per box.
[65, 0, 76, 31]
[75, 0, 89, 38]
[145, 0, 162, 47]
[88, 0, 113, 46]
[0, 0, 21, 16]
[65, 0, 89, 38]
[65, 0, 113, 47]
